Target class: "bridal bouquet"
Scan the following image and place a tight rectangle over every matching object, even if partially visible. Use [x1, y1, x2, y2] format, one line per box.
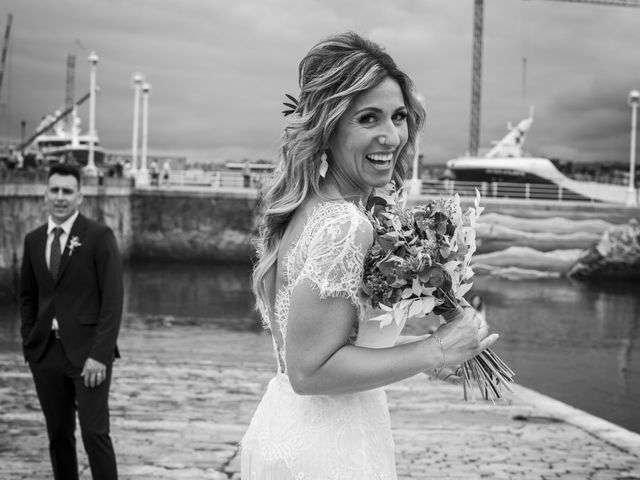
[360, 185, 514, 401]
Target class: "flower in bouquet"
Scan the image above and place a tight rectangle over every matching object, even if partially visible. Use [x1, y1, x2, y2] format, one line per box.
[361, 185, 483, 327]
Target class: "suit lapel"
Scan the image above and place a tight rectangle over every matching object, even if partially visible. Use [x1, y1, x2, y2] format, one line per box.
[55, 214, 87, 285]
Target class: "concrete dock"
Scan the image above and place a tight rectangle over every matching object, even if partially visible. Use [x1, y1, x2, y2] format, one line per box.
[1, 316, 639, 480]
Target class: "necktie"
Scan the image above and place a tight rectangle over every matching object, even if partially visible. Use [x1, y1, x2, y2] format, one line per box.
[50, 227, 63, 280]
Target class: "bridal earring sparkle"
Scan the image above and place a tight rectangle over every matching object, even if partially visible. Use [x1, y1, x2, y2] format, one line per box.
[319, 152, 328, 178]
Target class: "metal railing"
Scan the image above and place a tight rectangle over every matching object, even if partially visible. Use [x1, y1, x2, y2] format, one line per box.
[156, 170, 271, 189]
[421, 179, 598, 202]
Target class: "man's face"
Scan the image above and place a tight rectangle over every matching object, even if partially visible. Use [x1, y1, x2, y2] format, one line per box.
[45, 173, 83, 224]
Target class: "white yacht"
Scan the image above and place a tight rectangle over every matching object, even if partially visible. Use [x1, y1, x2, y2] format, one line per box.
[25, 106, 105, 167]
[445, 112, 634, 204]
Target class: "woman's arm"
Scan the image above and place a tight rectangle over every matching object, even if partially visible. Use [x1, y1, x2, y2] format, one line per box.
[286, 281, 497, 395]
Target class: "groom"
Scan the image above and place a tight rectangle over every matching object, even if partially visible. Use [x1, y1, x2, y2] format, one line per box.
[20, 163, 123, 480]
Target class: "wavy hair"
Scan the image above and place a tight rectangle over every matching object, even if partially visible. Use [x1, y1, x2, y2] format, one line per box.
[252, 31, 426, 316]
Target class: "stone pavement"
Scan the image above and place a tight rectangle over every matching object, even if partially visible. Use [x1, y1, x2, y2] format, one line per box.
[1, 316, 639, 480]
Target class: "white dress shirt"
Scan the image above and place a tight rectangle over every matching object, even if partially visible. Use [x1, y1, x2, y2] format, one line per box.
[46, 210, 79, 330]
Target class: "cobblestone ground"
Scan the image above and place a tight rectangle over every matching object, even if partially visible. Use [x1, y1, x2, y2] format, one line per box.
[1, 316, 639, 480]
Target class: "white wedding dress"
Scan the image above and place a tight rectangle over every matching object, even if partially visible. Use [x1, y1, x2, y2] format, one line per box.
[241, 201, 405, 480]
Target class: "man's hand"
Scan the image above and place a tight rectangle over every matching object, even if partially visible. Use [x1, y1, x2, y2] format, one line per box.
[82, 357, 107, 388]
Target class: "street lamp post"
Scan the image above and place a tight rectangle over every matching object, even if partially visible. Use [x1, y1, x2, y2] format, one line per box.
[628, 90, 639, 207]
[409, 93, 426, 196]
[130, 73, 144, 175]
[86, 51, 99, 175]
[139, 82, 151, 185]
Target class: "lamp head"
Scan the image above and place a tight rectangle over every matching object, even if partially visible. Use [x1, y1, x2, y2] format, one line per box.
[629, 90, 640, 106]
[88, 51, 99, 66]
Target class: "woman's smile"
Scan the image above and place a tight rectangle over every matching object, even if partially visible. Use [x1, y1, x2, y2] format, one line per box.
[365, 151, 395, 170]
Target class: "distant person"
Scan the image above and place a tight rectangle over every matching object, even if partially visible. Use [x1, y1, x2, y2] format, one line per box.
[240, 32, 496, 479]
[150, 159, 159, 186]
[115, 160, 123, 178]
[20, 163, 124, 480]
[162, 160, 171, 184]
[242, 161, 251, 188]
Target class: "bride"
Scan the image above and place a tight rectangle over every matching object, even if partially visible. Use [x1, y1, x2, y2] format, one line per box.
[241, 32, 498, 480]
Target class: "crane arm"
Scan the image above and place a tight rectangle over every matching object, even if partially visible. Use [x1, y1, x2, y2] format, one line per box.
[527, 0, 640, 6]
[0, 13, 13, 103]
[18, 91, 92, 152]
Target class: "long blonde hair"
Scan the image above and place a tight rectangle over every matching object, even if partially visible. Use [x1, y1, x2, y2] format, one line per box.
[252, 32, 426, 316]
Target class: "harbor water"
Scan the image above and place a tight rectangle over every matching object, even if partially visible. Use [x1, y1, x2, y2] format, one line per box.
[1, 261, 638, 434]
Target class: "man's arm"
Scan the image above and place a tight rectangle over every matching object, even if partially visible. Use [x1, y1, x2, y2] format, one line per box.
[19, 235, 38, 345]
[88, 227, 124, 365]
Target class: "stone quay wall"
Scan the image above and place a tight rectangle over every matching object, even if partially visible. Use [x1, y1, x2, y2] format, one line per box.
[2, 184, 639, 296]
[0, 185, 259, 296]
[130, 187, 258, 262]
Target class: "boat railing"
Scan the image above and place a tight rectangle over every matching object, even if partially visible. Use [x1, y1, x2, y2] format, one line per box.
[421, 179, 599, 202]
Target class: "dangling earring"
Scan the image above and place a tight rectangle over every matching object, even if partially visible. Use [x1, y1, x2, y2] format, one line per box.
[319, 152, 328, 178]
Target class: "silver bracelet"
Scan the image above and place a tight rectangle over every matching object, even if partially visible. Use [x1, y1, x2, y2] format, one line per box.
[432, 334, 446, 373]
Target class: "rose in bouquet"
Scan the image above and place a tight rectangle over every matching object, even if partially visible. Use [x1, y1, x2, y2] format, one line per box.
[360, 185, 514, 401]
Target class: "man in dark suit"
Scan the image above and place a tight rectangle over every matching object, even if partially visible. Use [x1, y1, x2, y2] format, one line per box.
[20, 163, 123, 480]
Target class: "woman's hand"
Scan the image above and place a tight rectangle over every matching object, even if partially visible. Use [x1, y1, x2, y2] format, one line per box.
[428, 364, 463, 384]
[431, 306, 498, 368]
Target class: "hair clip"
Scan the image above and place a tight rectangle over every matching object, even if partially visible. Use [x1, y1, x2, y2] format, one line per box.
[282, 93, 299, 117]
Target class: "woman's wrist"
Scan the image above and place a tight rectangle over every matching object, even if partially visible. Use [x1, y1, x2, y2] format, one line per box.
[431, 334, 446, 373]
[421, 334, 446, 372]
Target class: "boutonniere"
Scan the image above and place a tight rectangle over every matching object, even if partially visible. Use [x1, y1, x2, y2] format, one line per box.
[68, 236, 82, 255]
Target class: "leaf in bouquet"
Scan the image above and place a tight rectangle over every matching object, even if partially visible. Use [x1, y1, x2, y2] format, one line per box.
[378, 232, 399, 252]
[401, 287, 413, 299]
[411, 277, 422, 296]
[421, 296, 436, 314]
[448, 269, 461, 289]
[456, 281, 473, 297]
[395, 245, 408, 258]
[409, 298, 425, 318]
[435, 220, 447, 235]
[412, 209, 427, 222]
[442, 260, 461, 273]
[370, 311, 395, 328]
[439, 245, 451, 258]
[367, 192, 393, 210]
[418, 265, 431, 282]
[421, 285, 436, 295]
[378, 256, 402, 277]
[428, 266, 445, 287]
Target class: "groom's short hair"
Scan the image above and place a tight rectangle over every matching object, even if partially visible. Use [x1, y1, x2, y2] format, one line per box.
[48, 163, 82, 187]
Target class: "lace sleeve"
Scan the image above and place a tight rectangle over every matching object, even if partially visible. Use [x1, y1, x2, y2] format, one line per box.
[296, 207, 372, 307]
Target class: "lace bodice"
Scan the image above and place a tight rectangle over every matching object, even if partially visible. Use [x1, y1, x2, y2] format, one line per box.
[242, 200, 400, 479]
[269, 200, 371, 374]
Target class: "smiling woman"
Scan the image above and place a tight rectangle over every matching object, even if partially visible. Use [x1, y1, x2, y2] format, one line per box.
[239, 32, 499, 480]
[328, 77, 409, 195]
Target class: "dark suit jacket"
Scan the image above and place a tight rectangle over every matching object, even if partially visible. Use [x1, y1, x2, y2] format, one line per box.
[20, 214, 124, 367]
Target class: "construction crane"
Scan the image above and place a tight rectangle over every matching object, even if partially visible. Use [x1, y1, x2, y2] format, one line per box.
[64, 53, 76, 129]
[468, 0, 640, 156]
[0, 13, 12, 107]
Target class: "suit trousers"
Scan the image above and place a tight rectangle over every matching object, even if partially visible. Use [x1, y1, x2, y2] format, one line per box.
[29, 333, 118, 480]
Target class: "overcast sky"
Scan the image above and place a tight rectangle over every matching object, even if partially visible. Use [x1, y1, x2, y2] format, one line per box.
[1, 0, 640, 166]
